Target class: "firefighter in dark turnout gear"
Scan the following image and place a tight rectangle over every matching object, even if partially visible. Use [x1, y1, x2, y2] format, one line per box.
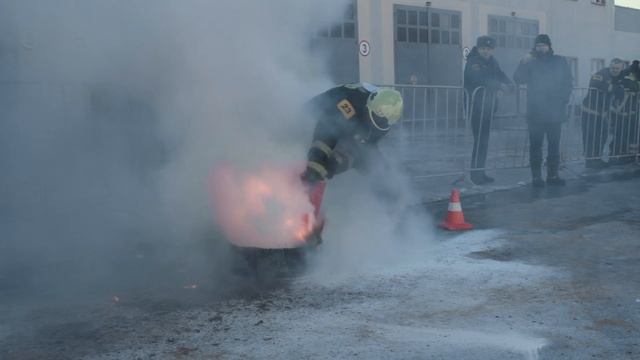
[625, 60, 640, 161]
[609, 60, 640, 164]
[464, 35, 514, 185]
[581, 59, 627, 169]
[514, 34, 573, 187]
[300, 83, 403, 184]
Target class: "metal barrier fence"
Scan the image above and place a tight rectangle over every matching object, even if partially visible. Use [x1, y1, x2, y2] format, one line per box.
[382, 84, 640, 181]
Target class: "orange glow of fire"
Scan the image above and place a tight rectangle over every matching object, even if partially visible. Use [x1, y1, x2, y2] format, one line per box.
[209, 164, 319, 248]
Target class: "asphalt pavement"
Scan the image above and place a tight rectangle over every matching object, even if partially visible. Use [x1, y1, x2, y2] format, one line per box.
[1, 166, 639, 360]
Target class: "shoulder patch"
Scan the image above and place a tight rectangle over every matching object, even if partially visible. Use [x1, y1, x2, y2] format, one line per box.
[337, 99, 356, 119]
[592, 75, 603, 81]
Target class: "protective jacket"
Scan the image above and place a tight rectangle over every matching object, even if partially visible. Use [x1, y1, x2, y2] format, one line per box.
[582, 68, 625, 116]
[304, 83, 387, 182]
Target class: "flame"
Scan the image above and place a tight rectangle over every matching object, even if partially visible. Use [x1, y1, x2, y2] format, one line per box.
[209, 164, 321, 248]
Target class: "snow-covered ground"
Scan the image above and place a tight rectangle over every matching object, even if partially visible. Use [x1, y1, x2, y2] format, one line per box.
[87, 230, 562, 360]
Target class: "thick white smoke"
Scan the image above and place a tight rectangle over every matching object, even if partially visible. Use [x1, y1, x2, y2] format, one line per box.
[0, 0, 351, 302]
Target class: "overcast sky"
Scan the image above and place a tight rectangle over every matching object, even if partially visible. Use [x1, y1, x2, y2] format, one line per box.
[616, 0, 640, 9]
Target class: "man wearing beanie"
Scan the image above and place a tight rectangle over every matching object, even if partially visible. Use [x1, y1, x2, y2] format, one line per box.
[464, 35, 513, 185]
[514, 34, 573, 187]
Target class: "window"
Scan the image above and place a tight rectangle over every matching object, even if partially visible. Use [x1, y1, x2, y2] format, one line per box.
[315, 1, 357, 39]
[451, 14, 460, 29]
[408, 27, 418, 42]
[419, 29, 428, 43]
[566, 57, 578, 86]
[590, 58, 605, 74]
[395, 6, 460, 45]
[488, 15, 539, 50]
[431, 29, 440, 43]
[431, 13, 440, 27]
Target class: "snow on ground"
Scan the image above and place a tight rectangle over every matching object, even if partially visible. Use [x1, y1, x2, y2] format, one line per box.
[88, 229, 565, 360]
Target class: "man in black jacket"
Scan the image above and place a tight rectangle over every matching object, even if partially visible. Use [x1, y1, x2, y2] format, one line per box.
[464, 35, 514, 185]
[514, 34, 573, 187]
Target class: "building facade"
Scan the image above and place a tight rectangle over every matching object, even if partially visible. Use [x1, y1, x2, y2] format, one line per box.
[319, 0, 640, 87]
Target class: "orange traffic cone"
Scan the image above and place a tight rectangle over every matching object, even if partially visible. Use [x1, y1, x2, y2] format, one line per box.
[440, 189, 473, 231]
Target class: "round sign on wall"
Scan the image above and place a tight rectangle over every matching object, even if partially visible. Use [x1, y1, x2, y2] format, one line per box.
[359, 40, 370, 56]
[463, 47, 471, 60]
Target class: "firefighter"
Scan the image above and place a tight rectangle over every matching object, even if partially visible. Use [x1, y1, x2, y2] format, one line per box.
[628, 60, 640, 160]
[300, 83, 403, 185]
[581, 59, 626, 169]
[464, 35, 514, 185]
[609, 60, 640, 164]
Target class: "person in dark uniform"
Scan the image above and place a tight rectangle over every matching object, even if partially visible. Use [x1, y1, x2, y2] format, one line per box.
[626, 60, 640, 161]
[300, 83, 404, 184]
[464, 35, 514, 185]
[581, 58, 627, 169]
[513, 34, 573, 187]
[609, 59, 640, 164]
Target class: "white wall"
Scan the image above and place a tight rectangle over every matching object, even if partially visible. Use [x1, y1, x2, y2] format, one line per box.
[358, 0, 640, 85]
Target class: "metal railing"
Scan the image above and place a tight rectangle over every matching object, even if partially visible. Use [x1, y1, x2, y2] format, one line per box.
[381, 84, 640, 180]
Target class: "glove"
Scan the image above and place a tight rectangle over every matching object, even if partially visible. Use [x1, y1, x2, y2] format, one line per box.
[300, 167, 324, 186]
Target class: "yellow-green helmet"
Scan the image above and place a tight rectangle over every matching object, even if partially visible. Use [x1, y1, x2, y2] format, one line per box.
[366, 88, 403, 131]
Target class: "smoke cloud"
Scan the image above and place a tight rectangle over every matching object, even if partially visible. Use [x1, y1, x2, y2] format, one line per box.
[0, 0, 436, 308]
[0, 0, 352, 304]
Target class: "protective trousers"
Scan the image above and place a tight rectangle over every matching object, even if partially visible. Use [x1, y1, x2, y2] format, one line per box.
[609, 113, 638, 159]
[581, 112, 608, 159]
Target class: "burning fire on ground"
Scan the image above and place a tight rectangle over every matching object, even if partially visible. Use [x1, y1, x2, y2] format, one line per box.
[209, 164, 324, 249]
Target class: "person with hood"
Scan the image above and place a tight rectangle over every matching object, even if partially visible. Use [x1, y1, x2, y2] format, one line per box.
[300, 83, 404, 185]
[464, 35, 514, 185]
[514, 34, 573, 187]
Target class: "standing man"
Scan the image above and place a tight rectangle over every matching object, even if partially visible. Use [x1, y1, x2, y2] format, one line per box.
[464, 35, 513, 185]
[514, 34, 573, 187]
[581, 59, 627, 169]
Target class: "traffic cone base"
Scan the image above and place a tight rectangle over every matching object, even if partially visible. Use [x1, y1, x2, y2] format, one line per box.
[440, 189, 473, 231]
